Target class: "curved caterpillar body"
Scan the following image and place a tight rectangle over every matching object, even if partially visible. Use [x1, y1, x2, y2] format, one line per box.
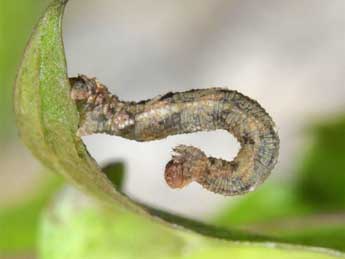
[70, 75, 279, 196]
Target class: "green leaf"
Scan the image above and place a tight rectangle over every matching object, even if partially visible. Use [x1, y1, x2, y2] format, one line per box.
[39, 188, 342, 259]
[13, 0, 345, 257]
[15, 0, 138, 211]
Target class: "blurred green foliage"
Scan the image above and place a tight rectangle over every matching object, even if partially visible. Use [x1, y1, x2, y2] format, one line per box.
[215, 184, 312, 226]
[0, 0, 47, 141]
[0, 173, 63, 255]
[296, 117, 345, 211]
[102, 161, 126, 192]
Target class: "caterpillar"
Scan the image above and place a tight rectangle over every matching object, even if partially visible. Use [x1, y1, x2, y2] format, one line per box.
[70, 75, 279, 196]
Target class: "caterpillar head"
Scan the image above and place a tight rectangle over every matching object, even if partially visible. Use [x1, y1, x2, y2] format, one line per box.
[164, 145, 208, 189]
[165, 160, 191, 188]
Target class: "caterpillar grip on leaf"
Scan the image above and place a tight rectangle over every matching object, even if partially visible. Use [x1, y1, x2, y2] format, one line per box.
[70, 75, 279, 196]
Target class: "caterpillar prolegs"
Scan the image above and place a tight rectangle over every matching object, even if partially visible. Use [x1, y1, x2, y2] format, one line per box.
[70, 75, 279, 196]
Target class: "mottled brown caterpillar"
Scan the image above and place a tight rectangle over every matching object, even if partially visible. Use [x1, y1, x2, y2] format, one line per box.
[70, 75, 279, 196]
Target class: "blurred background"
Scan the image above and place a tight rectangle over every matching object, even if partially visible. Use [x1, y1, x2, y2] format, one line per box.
[1, 0, 344, 258]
